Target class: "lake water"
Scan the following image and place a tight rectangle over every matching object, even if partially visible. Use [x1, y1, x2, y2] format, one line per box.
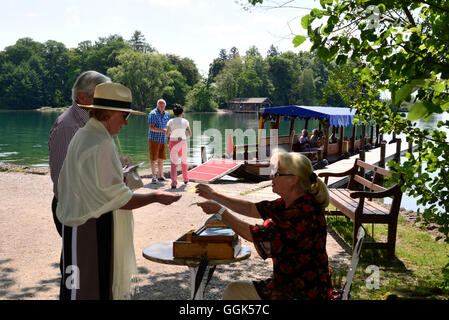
[1, 109, 447, 212]
[0, 109, 361, 168]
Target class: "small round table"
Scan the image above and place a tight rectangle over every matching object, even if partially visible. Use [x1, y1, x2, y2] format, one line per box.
[142, 241, 251, 300]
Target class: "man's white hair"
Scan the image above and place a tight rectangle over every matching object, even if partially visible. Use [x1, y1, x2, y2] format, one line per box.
[72, 70, 111, 103]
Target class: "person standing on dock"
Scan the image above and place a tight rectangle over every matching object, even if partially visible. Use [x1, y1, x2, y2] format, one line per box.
[148, 99, 170, 184]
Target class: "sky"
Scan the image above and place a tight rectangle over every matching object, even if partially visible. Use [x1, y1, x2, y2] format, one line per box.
[0, 0, 321, 76]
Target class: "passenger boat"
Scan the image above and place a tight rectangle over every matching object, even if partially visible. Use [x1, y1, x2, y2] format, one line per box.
[227, 105, 380, 181]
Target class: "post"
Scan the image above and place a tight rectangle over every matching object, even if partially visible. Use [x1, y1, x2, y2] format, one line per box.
[395, 138, 401, 163]
[375, 124, 380, 147]
[408, 140, 413, 155]
[339, 126, 344, 156]
[323, 119, 330, 159]
[359, 149, 366, 177]
[379, 143, 386, 168]
[201, 146, 207, 164]
[361, 125, 366, 151]
[351, 125, 356, 154]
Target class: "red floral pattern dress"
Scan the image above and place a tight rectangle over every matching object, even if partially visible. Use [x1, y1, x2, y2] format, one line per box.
[250, 195, 333, 300]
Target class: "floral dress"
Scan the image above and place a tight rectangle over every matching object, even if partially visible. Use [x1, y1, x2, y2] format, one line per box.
[250, 195, 333, 300]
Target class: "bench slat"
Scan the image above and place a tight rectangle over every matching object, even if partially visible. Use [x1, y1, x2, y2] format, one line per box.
[353, 175, 386, 192]
[336, 190, 389, 215]
[329, 189, 389, 217]
[356, 159, 377, 172]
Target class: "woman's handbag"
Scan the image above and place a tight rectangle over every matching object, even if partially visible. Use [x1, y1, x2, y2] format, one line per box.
[115, 136, 144, 191]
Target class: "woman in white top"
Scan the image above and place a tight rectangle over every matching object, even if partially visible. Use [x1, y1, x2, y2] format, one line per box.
[166, 104, 192, 188]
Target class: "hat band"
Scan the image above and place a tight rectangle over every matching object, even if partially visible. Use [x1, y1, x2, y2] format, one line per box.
[93, 97, 131, 109]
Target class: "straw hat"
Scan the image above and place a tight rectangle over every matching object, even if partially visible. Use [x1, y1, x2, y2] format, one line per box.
[80, 82, 145, 115]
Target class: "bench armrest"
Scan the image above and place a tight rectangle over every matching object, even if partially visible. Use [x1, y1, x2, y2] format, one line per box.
[318, 166, 356, 185]
[349, 184, 401, 199]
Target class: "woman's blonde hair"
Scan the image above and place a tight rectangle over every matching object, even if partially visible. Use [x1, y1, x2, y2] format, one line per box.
[270, 148, 329, 207]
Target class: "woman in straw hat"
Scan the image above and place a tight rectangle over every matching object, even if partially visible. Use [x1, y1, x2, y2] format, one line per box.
[56, 82, 181, 300]
[195, 149, 332, 300]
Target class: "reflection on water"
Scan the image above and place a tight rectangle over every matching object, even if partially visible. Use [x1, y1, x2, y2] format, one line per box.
[1, 110, 448, 211]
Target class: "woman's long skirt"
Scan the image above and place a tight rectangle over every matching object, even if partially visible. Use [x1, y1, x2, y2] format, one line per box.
[60, 212, 114, 300]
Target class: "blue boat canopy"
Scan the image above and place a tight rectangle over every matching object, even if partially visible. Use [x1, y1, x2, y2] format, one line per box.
[261, 105, 357, 128]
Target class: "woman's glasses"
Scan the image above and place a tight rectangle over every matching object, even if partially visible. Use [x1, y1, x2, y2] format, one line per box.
[122, 112, 131, 121]
[272, 172, 295, 178]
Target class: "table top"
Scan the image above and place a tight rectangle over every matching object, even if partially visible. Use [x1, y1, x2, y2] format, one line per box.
[142, 241, 251, 267]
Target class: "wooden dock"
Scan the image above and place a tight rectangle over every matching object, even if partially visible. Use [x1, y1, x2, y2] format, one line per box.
[314, 140, 413, 187]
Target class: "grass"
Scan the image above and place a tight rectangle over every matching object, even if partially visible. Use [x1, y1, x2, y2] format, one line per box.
[326, 205, 449, 300]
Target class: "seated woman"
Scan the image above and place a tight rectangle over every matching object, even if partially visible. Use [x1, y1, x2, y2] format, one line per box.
[309, 129, 322, 149]
[195, 149, 333, 300]
[298, 129, 311, 151]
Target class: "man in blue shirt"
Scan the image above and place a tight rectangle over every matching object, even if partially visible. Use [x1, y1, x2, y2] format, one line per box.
[148, 99, 170, 183]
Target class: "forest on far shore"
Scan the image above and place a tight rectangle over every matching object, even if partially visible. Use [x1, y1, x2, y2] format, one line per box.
[0, 30, 372, 112]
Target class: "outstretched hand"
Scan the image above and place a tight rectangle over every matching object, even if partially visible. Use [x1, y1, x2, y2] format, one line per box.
[195, 183, 216, 200]
[197, 200, 222, 215]
[156, 191, 182, 205]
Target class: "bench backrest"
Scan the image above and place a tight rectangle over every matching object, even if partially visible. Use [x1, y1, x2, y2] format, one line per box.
[348, 159, 393, 193]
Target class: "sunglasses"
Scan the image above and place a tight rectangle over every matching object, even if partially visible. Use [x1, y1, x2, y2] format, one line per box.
[122, 112, 131, 121]
[272, 172, 295, 178]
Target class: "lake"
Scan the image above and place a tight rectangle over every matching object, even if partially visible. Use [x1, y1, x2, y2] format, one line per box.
[1, 109, 447, 212]
[0, 109, 362, 169]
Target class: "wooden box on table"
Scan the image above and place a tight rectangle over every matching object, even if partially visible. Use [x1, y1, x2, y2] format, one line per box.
[173, 220, 241, 259]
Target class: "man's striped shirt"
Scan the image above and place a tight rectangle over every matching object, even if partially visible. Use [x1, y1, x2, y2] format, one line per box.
[48, 103, 89, 199]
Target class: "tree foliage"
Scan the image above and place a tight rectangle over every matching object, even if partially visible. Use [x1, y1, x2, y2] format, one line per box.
[211, 46, 331, 106]
[0, 32, 200, 110]
[248, 0, 449, 245]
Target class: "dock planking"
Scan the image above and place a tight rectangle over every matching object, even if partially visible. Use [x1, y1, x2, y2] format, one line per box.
[314, 140, 413, 187]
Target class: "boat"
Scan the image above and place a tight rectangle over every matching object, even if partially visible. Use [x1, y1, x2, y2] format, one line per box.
[226, 105, 380, 181]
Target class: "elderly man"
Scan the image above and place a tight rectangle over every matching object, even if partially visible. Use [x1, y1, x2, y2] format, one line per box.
[49, 70, 111, 236]
[148, 98, 170, 183]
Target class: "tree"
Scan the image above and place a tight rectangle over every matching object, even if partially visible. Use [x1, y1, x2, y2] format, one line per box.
[229, 46, 240, 58]
[128, 30, 155, 54]
[267, 44, 280, 57]
[42, 40, 70, 106]
[167, 54, 200, 87]
[185, 81, 218, 112]
[248, 0, 449, 245]
[215, 56, 243, 103]
[107, 50, 182, 110]
[296, 68, 316, 106]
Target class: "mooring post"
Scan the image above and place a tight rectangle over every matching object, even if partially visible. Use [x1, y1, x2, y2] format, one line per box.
[379, 142, 386, 168]
[395, 138, 401, 163]
[201, 146, 207, 164]
[408, 139, 413, 155]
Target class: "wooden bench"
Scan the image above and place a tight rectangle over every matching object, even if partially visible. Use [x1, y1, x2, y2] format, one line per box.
[318, 159, 403, 257]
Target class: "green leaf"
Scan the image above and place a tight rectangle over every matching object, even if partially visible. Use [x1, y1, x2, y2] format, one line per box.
[292, 35, 307, 47]
[336, 54, 348, 65]
[392, 79, 425, 106]
[441, 101, 449, 111]
[407, 100, 442, 121]
[301, 14, 311, 29]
